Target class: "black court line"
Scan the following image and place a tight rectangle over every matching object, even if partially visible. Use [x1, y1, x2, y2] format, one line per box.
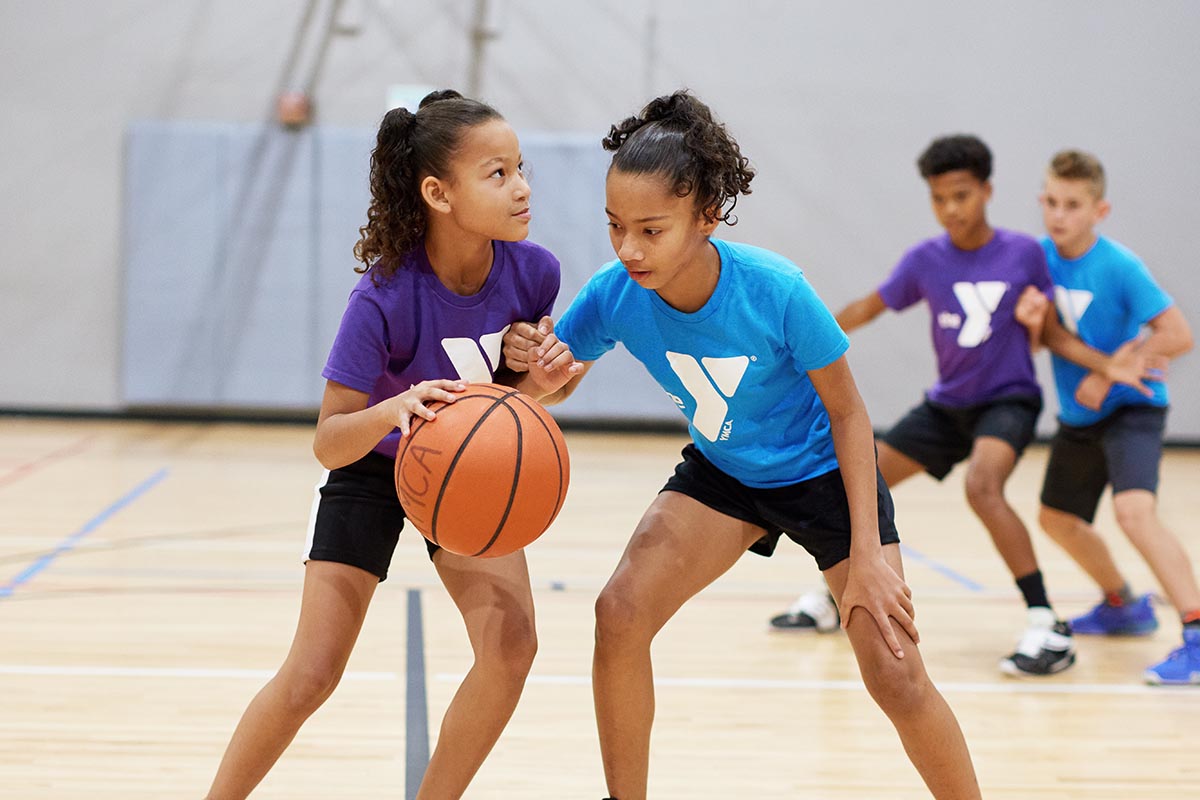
[406, 588, 430, 799]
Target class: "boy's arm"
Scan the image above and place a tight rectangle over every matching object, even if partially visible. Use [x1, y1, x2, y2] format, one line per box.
[1014, 286, 1048, 352]
[834, 290, 888, 333]
[1016, 286, 1166, 401]
[1075, 305, 1194, 410]
[1139, 305, 1194, 359]
[808, 355, 916, 659]
[1041, 310, 1160, 391]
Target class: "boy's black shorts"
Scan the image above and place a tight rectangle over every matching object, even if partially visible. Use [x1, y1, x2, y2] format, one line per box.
[304, 451, 439, 581]
[882, 395, 1042, 480]
[661, 444, 900, 571]
[1040, 405, 1166, 523]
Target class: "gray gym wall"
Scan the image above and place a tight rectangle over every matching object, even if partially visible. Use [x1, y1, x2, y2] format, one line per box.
[2, 1, 1198, 439]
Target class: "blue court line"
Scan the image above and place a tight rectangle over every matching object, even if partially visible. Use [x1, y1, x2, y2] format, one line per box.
[406, 588, 430, 800]
[899, 542, 984, 592]
[0, 468, 169, 599]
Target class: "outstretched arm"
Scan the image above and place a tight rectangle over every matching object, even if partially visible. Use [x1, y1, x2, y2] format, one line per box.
[1015, 285, 1169, 407]
[834, 291, 888, 334]
[1074, 305, 1191, 409]
[808, 356, 916, 659]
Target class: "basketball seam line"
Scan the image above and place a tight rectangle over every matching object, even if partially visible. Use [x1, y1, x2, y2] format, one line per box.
[430, 388, 522, 551]
[510, 393, 568, 526]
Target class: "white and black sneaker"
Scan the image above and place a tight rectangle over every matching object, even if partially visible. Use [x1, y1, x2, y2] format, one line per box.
[999, 606, 1076, 677]
[768, 590, 840, 633]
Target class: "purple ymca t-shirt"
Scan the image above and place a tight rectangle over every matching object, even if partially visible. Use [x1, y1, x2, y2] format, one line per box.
[322, 239, 560, 458]
[877, 228, 1051, 407]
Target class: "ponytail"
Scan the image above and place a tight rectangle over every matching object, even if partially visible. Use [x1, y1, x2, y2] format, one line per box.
[603, 90, 754, 224]
[354, 89, 502, 279]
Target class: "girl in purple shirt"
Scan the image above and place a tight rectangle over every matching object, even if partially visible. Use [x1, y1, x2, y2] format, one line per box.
[204, 90, 577, 799]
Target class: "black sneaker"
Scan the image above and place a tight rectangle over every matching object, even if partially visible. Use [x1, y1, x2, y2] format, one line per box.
[999, 606, 1076, 677]
[768, 590, 840, 633]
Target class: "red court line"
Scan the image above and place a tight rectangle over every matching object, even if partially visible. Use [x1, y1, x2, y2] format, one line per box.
[0, 436, 95, 490]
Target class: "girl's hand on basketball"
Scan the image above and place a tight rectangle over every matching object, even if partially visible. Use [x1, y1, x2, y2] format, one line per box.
[393, 380, 467, 437]
[502, 320, 548, 373]
[841, 552, 917, 659]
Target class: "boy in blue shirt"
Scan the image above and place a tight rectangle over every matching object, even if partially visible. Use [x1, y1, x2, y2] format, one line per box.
[1017, 149, 1199, 685]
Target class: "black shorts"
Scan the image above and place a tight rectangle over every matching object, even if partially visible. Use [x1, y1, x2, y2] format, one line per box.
[304, 451, 438, 581]
[883, 395, 1042, 480]
[1040, 406, 1167, 523]
[661, 444, 900, 571]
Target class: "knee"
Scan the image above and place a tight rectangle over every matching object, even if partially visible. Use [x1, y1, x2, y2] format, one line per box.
[278, 662, 343, 716]
[963, 471, 1004, 512]
[594, 586, 649, 652]
[861, 660, 933, 719]
[1113, 500, 1155, 537]
[478, 620, 538, 683]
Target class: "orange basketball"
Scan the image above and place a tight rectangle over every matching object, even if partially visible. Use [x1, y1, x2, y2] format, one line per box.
[394, 383, 570, 558]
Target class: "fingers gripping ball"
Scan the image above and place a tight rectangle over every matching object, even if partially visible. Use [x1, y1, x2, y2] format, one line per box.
[395, 384, 570, 557]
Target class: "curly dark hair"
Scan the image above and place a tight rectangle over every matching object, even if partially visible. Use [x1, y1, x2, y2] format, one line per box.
[354, 89, 502, 280]
[602, 90, 755, 224]
[916, 134, 992, 182]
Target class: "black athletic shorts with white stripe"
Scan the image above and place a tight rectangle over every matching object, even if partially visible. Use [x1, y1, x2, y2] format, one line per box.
[661, 443, 900, 571]
[304, 451, 438, 581]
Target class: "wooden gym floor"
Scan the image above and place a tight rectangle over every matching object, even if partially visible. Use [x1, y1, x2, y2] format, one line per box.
[1, 417, 1198, 798]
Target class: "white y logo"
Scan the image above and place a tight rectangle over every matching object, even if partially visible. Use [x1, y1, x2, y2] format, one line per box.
[441, 325, 510, 382]
[951, 281, 1006, 347]
[665, 352, 750, 442]
[1053, 287, 1094, 335]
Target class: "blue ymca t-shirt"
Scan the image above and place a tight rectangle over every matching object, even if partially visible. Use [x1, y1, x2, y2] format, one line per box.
[556, 239, 849, 488]
[1041, 235, 1172, 427]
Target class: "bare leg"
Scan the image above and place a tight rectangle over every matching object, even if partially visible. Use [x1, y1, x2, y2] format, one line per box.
[825, 546, 981, 799]
[593, 492, 765, 800]
[416, 549, 538, 800]
[419, 549, 538, 799]
[1112, 490, 1200, 613]
[205, 561, 378, 799]
[1037, 505, 1127, 593]
[875, 441, 926, 488]
[961, 436, 1039, 579]
[775, 442, 922, 616]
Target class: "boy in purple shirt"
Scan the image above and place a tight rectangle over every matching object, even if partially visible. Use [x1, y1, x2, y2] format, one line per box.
[773, 136, 1075, 676]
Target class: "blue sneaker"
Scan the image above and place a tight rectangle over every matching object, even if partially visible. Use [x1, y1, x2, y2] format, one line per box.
[1143, 628, 1200, 685]
[1069, 594, 1158, 636]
